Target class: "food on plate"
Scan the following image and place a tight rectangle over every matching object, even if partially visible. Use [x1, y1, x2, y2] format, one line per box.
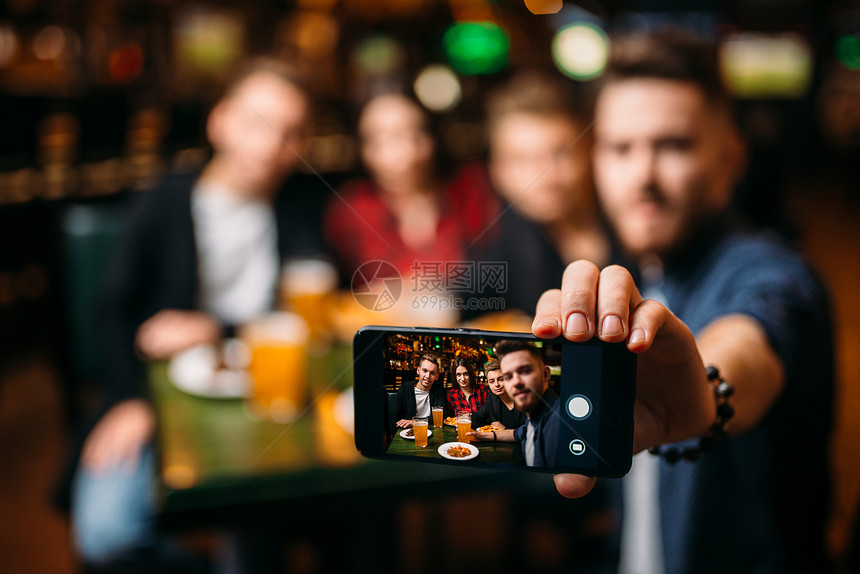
[443, 416, 457, 426]
[477, 425, 496, 433]
[404, 428, 414, 437]
[446, 445, 471, 458]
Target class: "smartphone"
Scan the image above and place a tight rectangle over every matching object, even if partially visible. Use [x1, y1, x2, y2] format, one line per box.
[353, 326, 636, 477]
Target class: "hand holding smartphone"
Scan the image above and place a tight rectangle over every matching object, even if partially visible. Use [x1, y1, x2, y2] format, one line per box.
[353, 326, 636, 477]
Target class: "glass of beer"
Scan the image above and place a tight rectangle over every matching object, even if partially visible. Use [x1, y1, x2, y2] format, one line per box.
[412, 417, 429, 448]
[431, 407, 443, 428]
[456, 411, 471, 443]
[241, 312, 309, 423]
[280, 259, 338, 353]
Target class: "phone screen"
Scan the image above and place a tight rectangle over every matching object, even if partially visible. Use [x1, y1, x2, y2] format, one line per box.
[354, 327, 636, 476]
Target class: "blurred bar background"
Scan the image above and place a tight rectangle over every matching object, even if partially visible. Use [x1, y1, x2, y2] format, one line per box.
[0, 0, 858, 572]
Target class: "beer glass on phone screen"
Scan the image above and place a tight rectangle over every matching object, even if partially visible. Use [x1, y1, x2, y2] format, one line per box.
[412, 417, 429, 448]
[431, 406, 443, 428]
[456, 411, 471, 443]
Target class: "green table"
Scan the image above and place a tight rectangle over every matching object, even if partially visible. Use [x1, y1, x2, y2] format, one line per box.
[151, 343, 527, 527]
[387, 424, 524, 465]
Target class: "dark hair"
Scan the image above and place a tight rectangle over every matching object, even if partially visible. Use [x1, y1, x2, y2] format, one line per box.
[494, 340, 543, 364]
[485, 73, 588, 140]
[603, 31, 730, 113]
[451, 357, 477, 388]
[418, 353, 440, 370]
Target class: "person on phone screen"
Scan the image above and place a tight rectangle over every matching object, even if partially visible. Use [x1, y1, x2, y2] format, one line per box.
[446, 356, 487, 415]
[530, 32, 833, 574]
[391, 353, 445, 429]
[469, 340, 560, 469]
[470, 358, 526, 430]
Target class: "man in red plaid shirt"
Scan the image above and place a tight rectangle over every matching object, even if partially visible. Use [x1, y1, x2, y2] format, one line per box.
[446, 357, 488, 415]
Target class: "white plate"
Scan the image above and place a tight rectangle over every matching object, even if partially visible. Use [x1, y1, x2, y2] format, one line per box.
[168, 341, 250, 399]
[437, 442, 479, 461]
[400, 428, 433, 440]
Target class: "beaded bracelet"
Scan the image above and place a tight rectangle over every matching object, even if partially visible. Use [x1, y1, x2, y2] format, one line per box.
[648, 365, 735, 463]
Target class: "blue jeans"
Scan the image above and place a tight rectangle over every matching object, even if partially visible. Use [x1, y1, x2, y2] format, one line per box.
[72, 443, 157, 565]
[71, 443, 207, 573]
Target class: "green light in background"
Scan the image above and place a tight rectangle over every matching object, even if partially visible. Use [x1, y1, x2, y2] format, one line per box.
[552, 22, 610, 81]
[443, 22, 510, 75]
[836, 35, 860, 71]
[354, 35, 403, 75]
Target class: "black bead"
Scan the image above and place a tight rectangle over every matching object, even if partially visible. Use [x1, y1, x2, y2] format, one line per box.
[700, 436, 715, 451]
[664, 449, 681, 464]
[706, 365, 720, 380]
[717, 381, 734, 397]
[648, 447, 661, 455]
[717, 403, 735, 420]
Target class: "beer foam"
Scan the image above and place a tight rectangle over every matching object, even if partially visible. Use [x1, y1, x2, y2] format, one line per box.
[282, 259, 338, 294]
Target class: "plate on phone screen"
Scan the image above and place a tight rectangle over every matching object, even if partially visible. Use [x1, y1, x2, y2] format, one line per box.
[437, 442, 478, 460]
[400, 428, 433, 440]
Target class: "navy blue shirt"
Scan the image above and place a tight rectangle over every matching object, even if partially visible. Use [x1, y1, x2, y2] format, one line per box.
[513, 388, 560, 468]
[640, 222, 834, 574]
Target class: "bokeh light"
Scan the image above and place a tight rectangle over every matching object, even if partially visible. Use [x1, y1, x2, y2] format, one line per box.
[33, 25, 65, 61]
[443, 21, 510, 76]
[720, 33, 813, 98]
[413, 64, 461, 112]
[354, 35, 403, 76]
[524, 0, 563, 16]
[836, 34, 860, 71]
[0, 24, 19, 67]
[551, 22, 610, 81]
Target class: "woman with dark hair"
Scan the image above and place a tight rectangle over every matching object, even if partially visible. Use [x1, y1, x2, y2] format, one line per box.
[446, 356, 487, 415]
[324, 91, 500, 282]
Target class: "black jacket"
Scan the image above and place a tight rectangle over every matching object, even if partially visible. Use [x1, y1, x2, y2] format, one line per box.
[470, 392, 527, 430]
[390, 378, 446, 423]
[96, 171, 327, 406]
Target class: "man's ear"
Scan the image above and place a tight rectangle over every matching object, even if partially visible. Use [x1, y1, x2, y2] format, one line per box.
[206, 99, 228, 148]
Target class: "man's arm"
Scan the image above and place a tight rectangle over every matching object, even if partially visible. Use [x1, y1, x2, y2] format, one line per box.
[468, 429, 516, 442]
[696, 314, 784, 435]
[391, 384, 412, 428]
[470, 398, 493, 428]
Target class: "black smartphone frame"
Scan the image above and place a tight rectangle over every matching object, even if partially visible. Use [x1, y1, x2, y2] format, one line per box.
[353, 325, 636, 477]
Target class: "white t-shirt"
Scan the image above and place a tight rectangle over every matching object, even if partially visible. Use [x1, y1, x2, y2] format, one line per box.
[191, 181, 278, 324]
[414, 388, 430, 418]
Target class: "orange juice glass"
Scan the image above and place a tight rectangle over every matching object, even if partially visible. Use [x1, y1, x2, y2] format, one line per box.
[242, 312, 309, 423]
[412, 418, 429, 448]
[431, 407, 443, 428]
[456, 411, 471, 443]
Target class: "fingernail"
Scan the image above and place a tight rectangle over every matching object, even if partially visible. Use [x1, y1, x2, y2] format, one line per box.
[629, 328, 646, 345]
[601, 315, 623, 337]
[565, 312, 588, 336]
[534, 316, 559, 331]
